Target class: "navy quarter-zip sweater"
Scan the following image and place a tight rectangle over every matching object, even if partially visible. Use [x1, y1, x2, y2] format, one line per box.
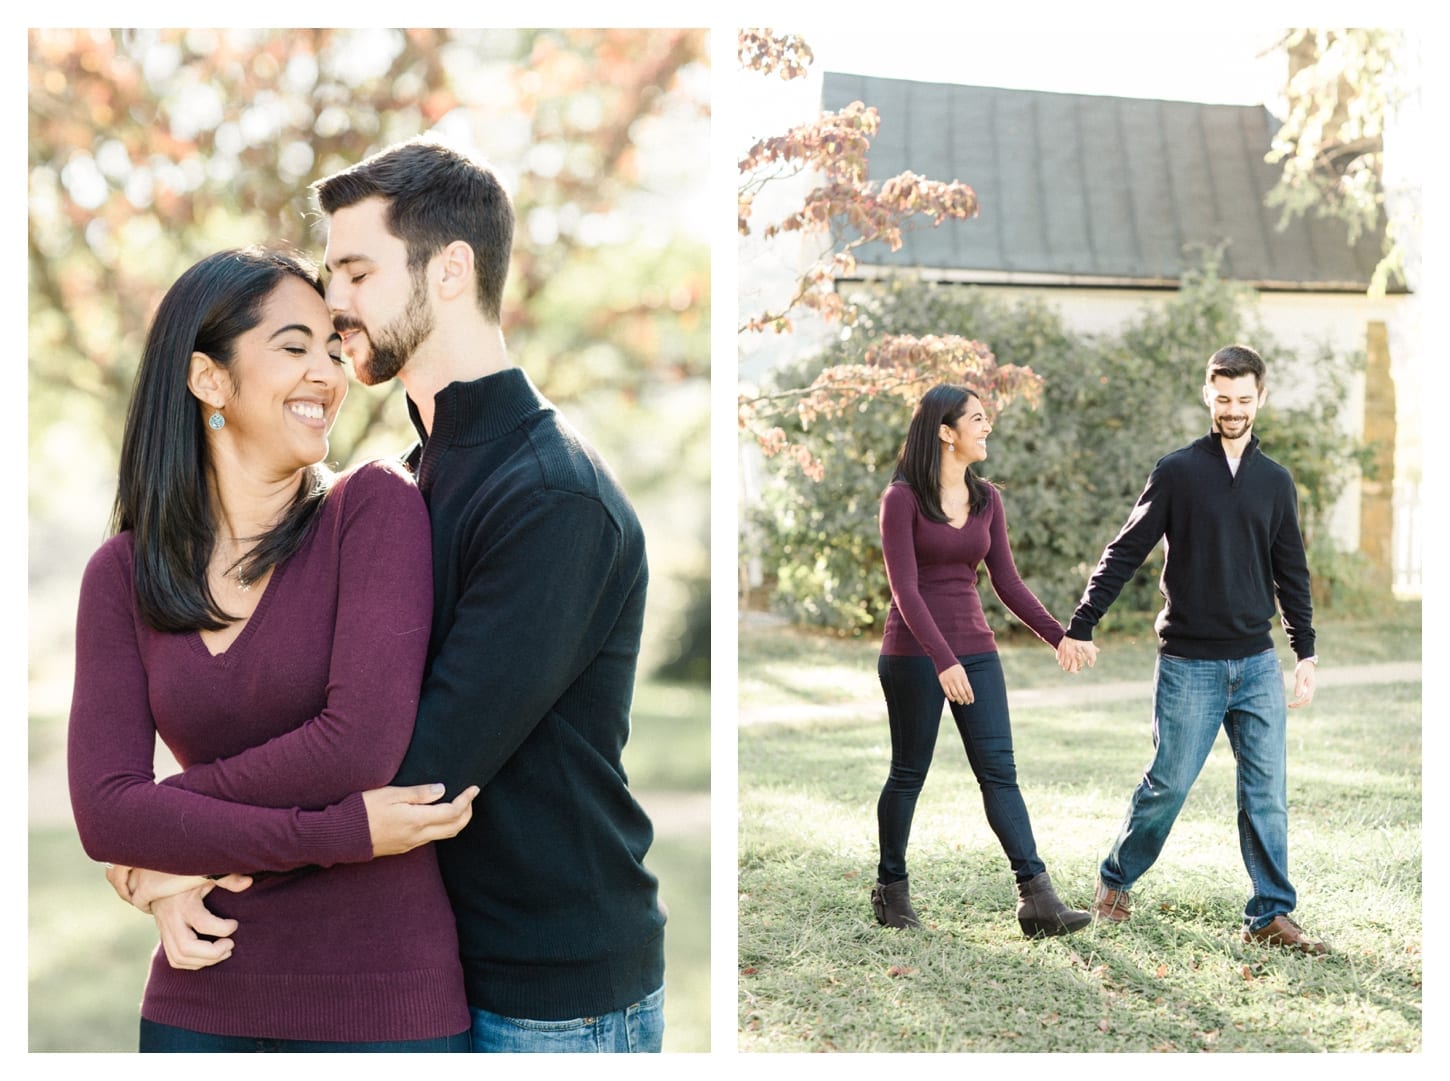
[390, 367, 665, 1021]
[1066, 431, 1315, 661]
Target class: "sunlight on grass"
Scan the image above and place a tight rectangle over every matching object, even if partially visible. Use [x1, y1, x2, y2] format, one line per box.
[738, 612, 1421, 1052]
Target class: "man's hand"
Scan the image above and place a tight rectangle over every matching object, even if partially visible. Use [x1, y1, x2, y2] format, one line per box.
[1289, 658, 1317, 709]
[105, 864, 252, 914]
[1056, 636, 1098, 673]
[363, 783, 480, 858]
[937, 663, 974, 705]
[153, 887, 242, 971]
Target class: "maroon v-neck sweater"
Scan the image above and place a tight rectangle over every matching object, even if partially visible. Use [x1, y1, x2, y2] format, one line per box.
[68, 460, 468, 1042]
[879, 479, 1065, 671]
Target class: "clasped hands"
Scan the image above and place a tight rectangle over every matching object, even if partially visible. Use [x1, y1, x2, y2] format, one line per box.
[104, 782, 478, 971]
[1056, 636, 1099, 674]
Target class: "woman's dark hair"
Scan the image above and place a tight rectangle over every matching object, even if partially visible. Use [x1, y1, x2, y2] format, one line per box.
[111, 247, 333, 632]
[892, 384, 991, 523]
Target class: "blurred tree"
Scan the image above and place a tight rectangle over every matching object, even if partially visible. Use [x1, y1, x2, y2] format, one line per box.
[28, 27, 710, 679]
[30, 28, 707, 456]
[735, 29, 1040, 481]
[1265, 28, 1413, 295]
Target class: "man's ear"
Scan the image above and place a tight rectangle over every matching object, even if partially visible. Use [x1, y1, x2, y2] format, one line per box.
[188, 351, 230, 409]
[1201, 384, 1213, 408]
[436, 241, 476, 302]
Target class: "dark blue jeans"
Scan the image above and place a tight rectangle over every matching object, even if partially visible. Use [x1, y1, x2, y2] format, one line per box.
[139, 1018, 471, 1052]
[877, 651, 1046, 884]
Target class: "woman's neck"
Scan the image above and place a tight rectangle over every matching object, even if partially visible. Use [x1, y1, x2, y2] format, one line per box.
[939, 461, 970, 491]
[207, 460, 303, 544]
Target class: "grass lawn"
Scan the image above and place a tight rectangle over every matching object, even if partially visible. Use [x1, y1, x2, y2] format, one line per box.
[738, 602, 1422, 1053]
[28, 678, 709, 1053]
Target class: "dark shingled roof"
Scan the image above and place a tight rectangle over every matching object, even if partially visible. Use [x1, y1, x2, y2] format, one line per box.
[823, 72, 1391, 291]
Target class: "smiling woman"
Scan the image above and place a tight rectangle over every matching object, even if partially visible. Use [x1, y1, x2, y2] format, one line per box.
[870, 383, 1093, 937]
[67, 247, 478, 1052]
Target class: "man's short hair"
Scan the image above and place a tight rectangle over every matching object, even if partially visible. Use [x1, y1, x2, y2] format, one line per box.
[1206, 344, 1267, 387]
[313, 138, 513, 323]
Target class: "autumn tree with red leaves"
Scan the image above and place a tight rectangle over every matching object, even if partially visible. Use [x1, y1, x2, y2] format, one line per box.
[736, 29, 1043, 480]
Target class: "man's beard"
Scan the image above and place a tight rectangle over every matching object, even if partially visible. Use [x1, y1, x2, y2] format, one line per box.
[1216, 415, 1252, 439]
[351, 269, 435, 386]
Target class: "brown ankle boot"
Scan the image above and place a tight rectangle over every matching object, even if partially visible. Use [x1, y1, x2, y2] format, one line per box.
[1016, 871, 1090, 938]
[871, 877, 921, 929]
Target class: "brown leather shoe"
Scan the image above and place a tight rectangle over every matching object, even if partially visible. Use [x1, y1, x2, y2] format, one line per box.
[1091, 879, 1131, 923]
[1242, 915, 1329, 956]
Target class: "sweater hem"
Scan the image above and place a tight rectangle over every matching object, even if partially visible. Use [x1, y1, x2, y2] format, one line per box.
[461, 930, 665, 1020]
[141, 966, 470, 1042]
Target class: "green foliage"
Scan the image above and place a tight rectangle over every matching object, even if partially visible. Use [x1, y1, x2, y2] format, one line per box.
[750, 263, 1377, 634]
[749, 386, 896, 633]
[1254, 342, 1374, 549]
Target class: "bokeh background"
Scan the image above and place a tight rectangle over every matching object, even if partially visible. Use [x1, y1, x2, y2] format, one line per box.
[27, 27, 710, 1052]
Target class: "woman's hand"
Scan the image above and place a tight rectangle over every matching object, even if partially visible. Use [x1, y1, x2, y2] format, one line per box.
[938, 663, 974, 705]
[1056, 637, 1098, 673]
[363, 783, 480, 858]
[105, 864, 252, 914]
[153, 887, 244, 971]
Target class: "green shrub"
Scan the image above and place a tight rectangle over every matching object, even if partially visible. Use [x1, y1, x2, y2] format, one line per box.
[748, 261, 1375, 634]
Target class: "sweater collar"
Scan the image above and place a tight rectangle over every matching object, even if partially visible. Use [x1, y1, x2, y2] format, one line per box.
[406, 367, 551, 448]
[1204, 429, 1260, 461]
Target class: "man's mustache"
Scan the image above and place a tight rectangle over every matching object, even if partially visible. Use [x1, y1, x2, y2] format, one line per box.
[333, 316, 365, 334]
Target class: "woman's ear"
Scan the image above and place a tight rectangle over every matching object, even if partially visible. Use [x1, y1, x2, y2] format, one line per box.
[187, 351, 229, 408]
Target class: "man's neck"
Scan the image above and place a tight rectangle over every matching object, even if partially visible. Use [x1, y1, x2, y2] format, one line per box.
[400, 320, 510, 435]
[1220, 432, 1251, 459]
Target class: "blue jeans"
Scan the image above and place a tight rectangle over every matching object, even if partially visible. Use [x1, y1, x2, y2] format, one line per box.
[139, 1018, 470, 1052]
[468, 984, 664, 1052]
[877, 652, 1047, 884]
[1100, 649, 1295, 930]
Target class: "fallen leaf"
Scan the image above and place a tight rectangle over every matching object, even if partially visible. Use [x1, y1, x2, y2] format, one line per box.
[741, 966, 757, 976]
[887, 965, 917, 978]
[1097, 1019, 1111, 1033]
[1241, 965, 1254, 980]
[1155, 963, 1169, 978]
